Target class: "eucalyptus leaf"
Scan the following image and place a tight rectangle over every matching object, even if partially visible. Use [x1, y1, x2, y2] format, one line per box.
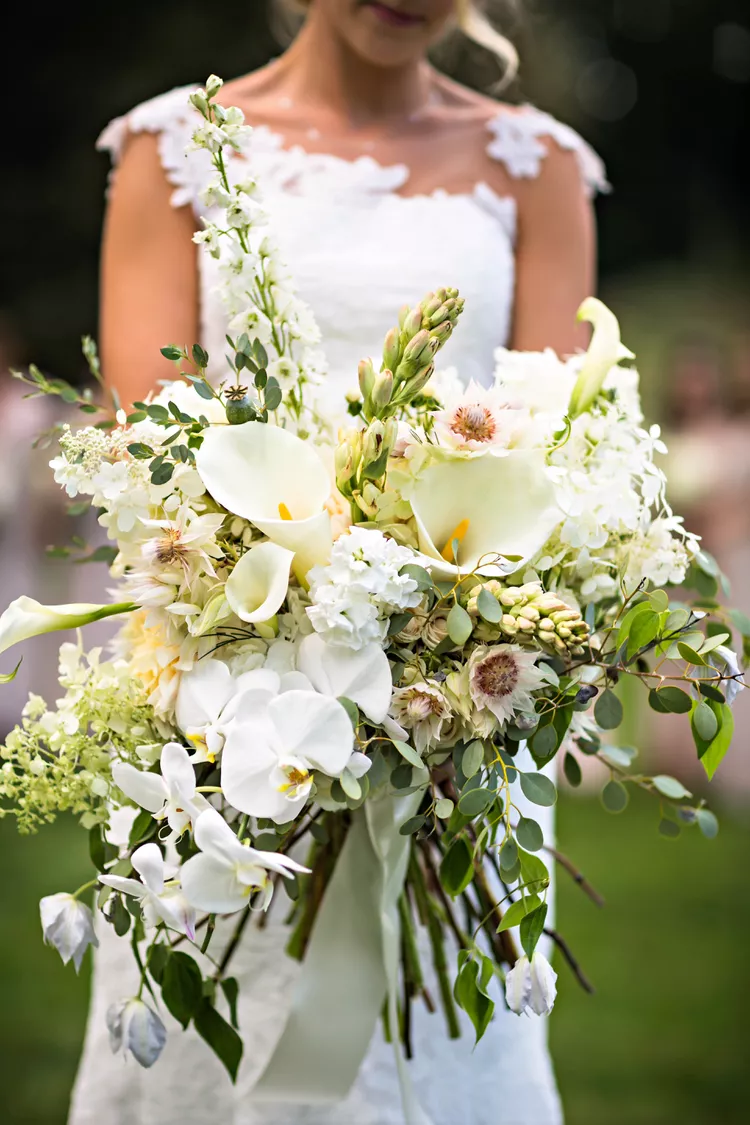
[563, 751, 582, 787]
[696, 808, 720, 839]
[516, 816, 544, 852]
[519, 772, 557, 808]
[693, 701, 719, 742]
[391, 739, 423, 769]
[401, 563, 433, 590]
[529, 724, 557, 760]
[477, 588, 503, 623]
[440, 836, 474, 897]
[650, 686, 693, 714]
[658, 818, 681, 839]
[447, 603, 473, 646]
[435, 797, 454, 819]
[461, 740, 484, 779]
[602, 779, 629, 813]
[652, 775, 692, 800]
[458, 787, 493, 818]
[594, 690, 623, 730]
[678, 641, 707, 666]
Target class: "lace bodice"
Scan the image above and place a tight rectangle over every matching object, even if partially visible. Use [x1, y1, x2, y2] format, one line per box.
[99, 86, 607, 409]
[69, 86, 606, 1125]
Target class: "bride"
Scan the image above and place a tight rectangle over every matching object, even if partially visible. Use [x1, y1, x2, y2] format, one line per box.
[70, 2, 606, 1122]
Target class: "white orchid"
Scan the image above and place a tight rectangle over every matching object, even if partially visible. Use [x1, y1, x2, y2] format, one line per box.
[111, 742, 209, 836]
[195, 421, 332, 579]
[39, 893, 98, 972]
[505, 951, 557, 1016]
[99, 843, 196, 939]
[175, 661, 281, 763]
[221, 689, 354, 823]
[225, 541, 295, 624]
[296, 632, 392, 723]
[409, 450, 561, 578]
[180, 809, 309, 913]
[106, 998, 167, 1068]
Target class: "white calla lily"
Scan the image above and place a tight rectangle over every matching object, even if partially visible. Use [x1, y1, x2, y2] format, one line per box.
[297, 633, 392, 723]
[195, 421, 332, 578]
[99, 843, 197, 939]
[0, 597, 136, 667]
[175, 661, 285, 762]
[221, 690, 354, 823]
[225, 541, 295, 624]
[410, 450, 561, 577]
[111, 742, 209, 836]
[180, 809, 309, 913]
[568, 297, 634, 419]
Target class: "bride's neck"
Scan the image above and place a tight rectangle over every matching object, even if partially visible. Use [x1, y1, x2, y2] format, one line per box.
[277, 16, 433, 124]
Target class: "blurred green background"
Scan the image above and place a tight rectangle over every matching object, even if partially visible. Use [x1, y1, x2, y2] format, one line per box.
[2, 1, 749, 1122]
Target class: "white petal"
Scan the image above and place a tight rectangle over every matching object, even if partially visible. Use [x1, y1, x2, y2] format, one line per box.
[112, 761, 166, 814]
[160, 742, 197, 800]
[221, 669, 281, 724]
[529, 952, 557, 1015]
[505, 955, 532, 1015]
[98, 875, 147, 898]
[175, 659, 234, 734]
[180, 853, 249, 914]
[131, 843, 165, 895]
[346, 751, 372, 779]
[225, 541, 295, 623]
[221, 722, 293, 819]
[411, 451, 561, 577]
[297, 634, 392, 722]
[245, 848, 310, 879]
[192, 808, 251, 866]
[268, 691, 354, 777]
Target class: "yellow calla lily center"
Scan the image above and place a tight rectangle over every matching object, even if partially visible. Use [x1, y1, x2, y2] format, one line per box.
[440, 519, 471, 562]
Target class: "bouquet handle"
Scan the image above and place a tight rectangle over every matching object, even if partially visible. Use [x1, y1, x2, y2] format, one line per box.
[254, 786, 432, 1125]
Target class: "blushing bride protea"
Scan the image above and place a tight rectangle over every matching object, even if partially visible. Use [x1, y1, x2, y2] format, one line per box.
[433, 380, 531, 453]
[389, 679, 452, 755]
[468, 644, 547, 725]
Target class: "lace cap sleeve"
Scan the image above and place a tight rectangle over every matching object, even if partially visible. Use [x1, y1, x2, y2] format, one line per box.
[96, 85, 211, 211]
[486, 107, 609, 198]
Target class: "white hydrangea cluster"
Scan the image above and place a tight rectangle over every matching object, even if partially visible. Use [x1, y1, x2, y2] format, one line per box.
[306, 527, 422, 649]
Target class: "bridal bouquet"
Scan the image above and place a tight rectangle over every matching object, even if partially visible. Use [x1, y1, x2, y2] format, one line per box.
[0, 78, 745, 1107]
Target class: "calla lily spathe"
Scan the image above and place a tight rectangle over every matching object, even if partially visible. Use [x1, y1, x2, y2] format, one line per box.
[180, 809, 309, 913]
[112, 742, 209, 836]
[225, 541, 295, 624]
[221, 689, 354, 823]
[567, 298, 634, 419]
[195, 421, 332, 579]
[99, 843, 196, 939]
[410, 450, 561, 577]
[297, 633, 392, 724]
[0, 596, 136, 667]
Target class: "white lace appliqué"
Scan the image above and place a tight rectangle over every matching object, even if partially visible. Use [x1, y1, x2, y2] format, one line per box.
[486, 107, 610, 198]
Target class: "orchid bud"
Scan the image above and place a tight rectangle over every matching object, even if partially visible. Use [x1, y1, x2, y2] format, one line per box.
[505, 951, 557, 1017]
[40, 893, 98, 972]
[188, 90, 209, 115]
[106, 998, 167, 1069]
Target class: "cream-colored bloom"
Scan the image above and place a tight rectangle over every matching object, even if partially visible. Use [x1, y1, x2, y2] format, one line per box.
[195, 421, 332, 579]
[410, 450, 560, 578]
[0, 597, 135, 665]
[505, 951, 557, 1016]
[39, 893, 98, 972]
[225, 541, 294, 624]
[468, 644, 546, 725]
[99, 843, 196, 939]
[567, 298, 634, 419]
[433, 380, 530, 453]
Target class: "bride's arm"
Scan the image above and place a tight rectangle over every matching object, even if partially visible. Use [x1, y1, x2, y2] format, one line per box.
[100, 133, 199, 406]
[510, 143, 596, 356]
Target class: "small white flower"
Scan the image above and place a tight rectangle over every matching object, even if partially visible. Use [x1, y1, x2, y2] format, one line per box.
[106, 998, 167, 1068]
[468, 645, 547, 726]
[434, 380, 531, 452]
[180, 809, 308, 913]
[99, 843, 196, 939]
[505, 951, 557, 1016]
[40, 893, 98, 972]
[711, 645, 745, 706]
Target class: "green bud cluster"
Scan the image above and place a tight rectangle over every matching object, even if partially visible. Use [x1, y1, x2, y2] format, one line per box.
[359, 288, 464, 422]
[467, 581, 590, 655]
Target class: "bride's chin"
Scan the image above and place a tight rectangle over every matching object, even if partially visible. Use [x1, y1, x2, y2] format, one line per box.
[342, 1, 437, 67]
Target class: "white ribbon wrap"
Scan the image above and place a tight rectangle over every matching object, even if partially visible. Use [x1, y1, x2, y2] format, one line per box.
[254, 785, 432, 1124]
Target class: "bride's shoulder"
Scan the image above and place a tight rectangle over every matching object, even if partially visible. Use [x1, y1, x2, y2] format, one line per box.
[434, 75, 609, 199]
[97, 84, 199, 162]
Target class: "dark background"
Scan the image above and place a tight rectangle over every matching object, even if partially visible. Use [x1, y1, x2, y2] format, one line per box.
[1, 3, 749, 1123]
[2, 0, 748, 383]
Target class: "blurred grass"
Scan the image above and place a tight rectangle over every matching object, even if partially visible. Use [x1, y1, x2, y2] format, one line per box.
[1, 791, 749, 1124]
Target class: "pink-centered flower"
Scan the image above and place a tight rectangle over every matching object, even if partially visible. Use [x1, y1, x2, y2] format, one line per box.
[468, 644, 546, 725]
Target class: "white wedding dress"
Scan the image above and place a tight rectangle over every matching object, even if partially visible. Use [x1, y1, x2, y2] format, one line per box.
[68, 86, 606, 1125]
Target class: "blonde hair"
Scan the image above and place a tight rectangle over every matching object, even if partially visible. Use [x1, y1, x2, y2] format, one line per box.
[274, 1, 519, 89]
